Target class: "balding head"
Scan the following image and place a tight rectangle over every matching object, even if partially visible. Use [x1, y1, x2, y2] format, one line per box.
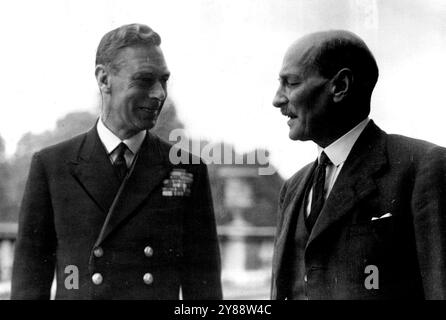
[288, 30, 379, 101]
[273, 30, 377, 146]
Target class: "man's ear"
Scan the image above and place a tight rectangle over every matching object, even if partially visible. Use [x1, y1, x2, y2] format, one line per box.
[330, 68, 353, 103]
[95, 64, 111, 94]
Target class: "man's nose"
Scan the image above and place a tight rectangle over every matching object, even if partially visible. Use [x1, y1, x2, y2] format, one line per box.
[149, 81, 167, 101]
[273, 86, 288, 108]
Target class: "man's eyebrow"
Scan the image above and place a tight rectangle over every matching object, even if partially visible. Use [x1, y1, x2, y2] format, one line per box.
[279, 73, 301, 80]
[132, 71, 170, 79]
[132, 72, 154, 79]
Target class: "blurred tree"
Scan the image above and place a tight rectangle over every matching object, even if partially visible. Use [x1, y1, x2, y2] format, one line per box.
[0, 136, 5, 162]
[0, 135, 14, 221]
[152, 98, 185, 141]
[6, 111, 97, 222]
[14, 112, 97, 158]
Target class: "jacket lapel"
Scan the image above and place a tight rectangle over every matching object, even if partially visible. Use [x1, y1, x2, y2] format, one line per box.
[94, 132, 172, 246]
[306, 121, 388, 248]
[272, 162, 315, 296]
[69, 126, 121, 215]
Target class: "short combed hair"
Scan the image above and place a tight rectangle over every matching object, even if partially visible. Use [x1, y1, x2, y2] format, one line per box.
[304, 30, 379, 97]
[96, 23, 161, 72]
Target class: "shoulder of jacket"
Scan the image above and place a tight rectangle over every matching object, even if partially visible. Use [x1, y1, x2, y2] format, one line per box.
[386, 133, 446, 161]
[35, 131, 88, 162]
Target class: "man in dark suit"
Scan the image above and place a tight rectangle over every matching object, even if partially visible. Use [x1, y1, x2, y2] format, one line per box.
[271, 30, 446, 299]
[11, 23, 222, 300]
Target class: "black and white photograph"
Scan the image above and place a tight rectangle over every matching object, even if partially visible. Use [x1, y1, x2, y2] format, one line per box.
[0, 0, 445, 304]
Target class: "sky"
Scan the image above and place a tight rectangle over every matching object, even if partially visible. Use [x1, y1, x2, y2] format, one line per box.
[0, 0, 446, 178]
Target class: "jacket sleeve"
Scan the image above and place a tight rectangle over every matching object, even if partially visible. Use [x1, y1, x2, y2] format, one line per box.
[270, 180, 289, 300]
[411, 146, 446, 299]
[180, 163, 222, 299]
[11, 152, 56, 299]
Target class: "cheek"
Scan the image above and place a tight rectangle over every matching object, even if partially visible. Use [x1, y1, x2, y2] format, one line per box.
[118, 90, 142, 109]
[289, 89, 308, 108]
[129, 88, 151, 103]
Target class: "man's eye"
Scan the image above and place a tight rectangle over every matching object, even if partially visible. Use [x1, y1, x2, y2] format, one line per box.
[135, 79, 154, 87]
[135, 78, 169, 86]
[286, 80, 300, 86]
[279, 78, 299, 87]
[139, 78, 153, 83]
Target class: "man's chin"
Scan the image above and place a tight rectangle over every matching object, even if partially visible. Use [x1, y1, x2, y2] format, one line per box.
[288, 130, 310, 142]
[288, 129, 302, 141]
[136, 118, 158, 131]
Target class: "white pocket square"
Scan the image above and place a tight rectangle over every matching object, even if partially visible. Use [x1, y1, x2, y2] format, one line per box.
[371, 213, 392, 221]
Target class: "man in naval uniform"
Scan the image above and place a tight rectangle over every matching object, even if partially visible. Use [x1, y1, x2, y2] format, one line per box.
[11, 23, 222, 300]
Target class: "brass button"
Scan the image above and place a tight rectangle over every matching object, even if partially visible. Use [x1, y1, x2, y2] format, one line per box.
[93, 247, 104, 258]
[143, 273, 154, 285]
[92, 273, 103, 285]
[144, 246, 153, 257]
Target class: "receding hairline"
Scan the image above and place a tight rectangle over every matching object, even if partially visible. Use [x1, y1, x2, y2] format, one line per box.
[287, 30, 376, 76]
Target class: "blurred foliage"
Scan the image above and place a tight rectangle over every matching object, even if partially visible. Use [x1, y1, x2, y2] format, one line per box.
[153, 99, 184, 141]
[0, 136, 14, 221]
[4, 111, 98, 222]
[0, 99, 283, 227]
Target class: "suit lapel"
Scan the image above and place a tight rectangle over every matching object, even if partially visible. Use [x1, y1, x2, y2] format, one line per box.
[273, 162, 315, 290]
[306, 121, 388, 248]
[69, 126, 121, 214]
[94, 132, 172, 246]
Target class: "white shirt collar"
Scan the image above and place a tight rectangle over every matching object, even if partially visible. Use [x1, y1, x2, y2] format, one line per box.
[96, 118, 146, 155]
[317, 117, 370, 166]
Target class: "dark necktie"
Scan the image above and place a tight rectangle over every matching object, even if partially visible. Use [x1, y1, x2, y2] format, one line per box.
[113, 142, 128, 182]
[305, 151, 332, 231]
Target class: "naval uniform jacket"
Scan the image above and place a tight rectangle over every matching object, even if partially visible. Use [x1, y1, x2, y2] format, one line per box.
[271, 121, 446, 300]
[11, 126, 222, 299]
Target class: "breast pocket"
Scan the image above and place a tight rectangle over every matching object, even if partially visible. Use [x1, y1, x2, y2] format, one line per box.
[349, 216, 394, 238]
[347, 217, 396, 266]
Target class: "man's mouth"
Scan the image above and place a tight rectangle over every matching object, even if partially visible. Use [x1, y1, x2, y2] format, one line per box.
[138, 106, 159, 112]
[281, 109, 297, 119]
[137, 101, 161, 113]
